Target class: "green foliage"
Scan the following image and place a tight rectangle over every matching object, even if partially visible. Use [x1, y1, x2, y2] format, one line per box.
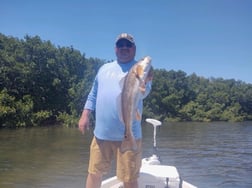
[32, 110, 52, 126]
[57, 112, 78, 128]
[145, 72, 252, 122]
[0, 33, 252, 127]
[0, 88, 34, 127]
[0, 33, 103, 127]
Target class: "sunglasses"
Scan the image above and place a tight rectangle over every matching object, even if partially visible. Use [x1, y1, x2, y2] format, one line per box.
[116, 41, 134, 48]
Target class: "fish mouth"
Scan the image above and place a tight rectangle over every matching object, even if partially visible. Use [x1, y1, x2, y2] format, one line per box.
[140, 57, 152, 73]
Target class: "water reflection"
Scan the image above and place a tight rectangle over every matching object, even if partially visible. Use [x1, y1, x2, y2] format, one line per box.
[142, 122, 252, 188]
[0, 126, 92, 188]
[0, 122, 252, 188]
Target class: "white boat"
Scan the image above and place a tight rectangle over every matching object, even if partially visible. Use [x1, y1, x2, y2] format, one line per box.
[101, 118, 197, 188]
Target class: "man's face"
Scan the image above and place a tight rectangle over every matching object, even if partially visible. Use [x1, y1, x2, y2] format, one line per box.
[115, 39, 136, 63]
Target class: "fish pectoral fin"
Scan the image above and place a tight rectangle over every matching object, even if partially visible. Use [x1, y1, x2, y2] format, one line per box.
[136, 65, 144, 78]
[136, 110, 141, 120]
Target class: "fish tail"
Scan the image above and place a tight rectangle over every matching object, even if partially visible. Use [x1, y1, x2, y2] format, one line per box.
[120, 134, 137, 153]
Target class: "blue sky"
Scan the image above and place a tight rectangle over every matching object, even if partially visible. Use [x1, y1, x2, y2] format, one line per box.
[1, 0, 252, 83]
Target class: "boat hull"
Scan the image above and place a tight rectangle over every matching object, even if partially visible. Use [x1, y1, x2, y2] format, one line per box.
[101, 163, 197, 188]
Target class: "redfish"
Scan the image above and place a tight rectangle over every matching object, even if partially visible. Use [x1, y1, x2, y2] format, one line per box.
[120, 56, 153, 153]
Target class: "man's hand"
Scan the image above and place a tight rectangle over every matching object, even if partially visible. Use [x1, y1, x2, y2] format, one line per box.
[78, 109, 91, 134]
[145, 66, 154, 82]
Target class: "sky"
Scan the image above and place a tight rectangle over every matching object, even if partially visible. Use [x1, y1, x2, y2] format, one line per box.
[1, 0, 252, 83]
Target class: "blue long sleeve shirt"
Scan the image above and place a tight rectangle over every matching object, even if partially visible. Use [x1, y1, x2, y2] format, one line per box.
[84, 59, 152, 141]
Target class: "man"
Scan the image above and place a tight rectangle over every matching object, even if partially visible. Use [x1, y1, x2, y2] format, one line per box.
[78, 33, 152, 188]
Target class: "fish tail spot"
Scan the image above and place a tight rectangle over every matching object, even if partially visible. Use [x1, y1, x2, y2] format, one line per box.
[120, 137, 138, 153]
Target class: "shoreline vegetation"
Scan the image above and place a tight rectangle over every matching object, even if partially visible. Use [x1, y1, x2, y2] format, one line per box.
[1, 33, 252, 128]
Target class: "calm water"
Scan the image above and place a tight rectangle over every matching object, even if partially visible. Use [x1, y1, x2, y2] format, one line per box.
[0, 122, 252, 188]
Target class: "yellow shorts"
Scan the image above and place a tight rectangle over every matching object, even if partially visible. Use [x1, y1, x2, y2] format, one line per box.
[88, 136, 142, 182]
